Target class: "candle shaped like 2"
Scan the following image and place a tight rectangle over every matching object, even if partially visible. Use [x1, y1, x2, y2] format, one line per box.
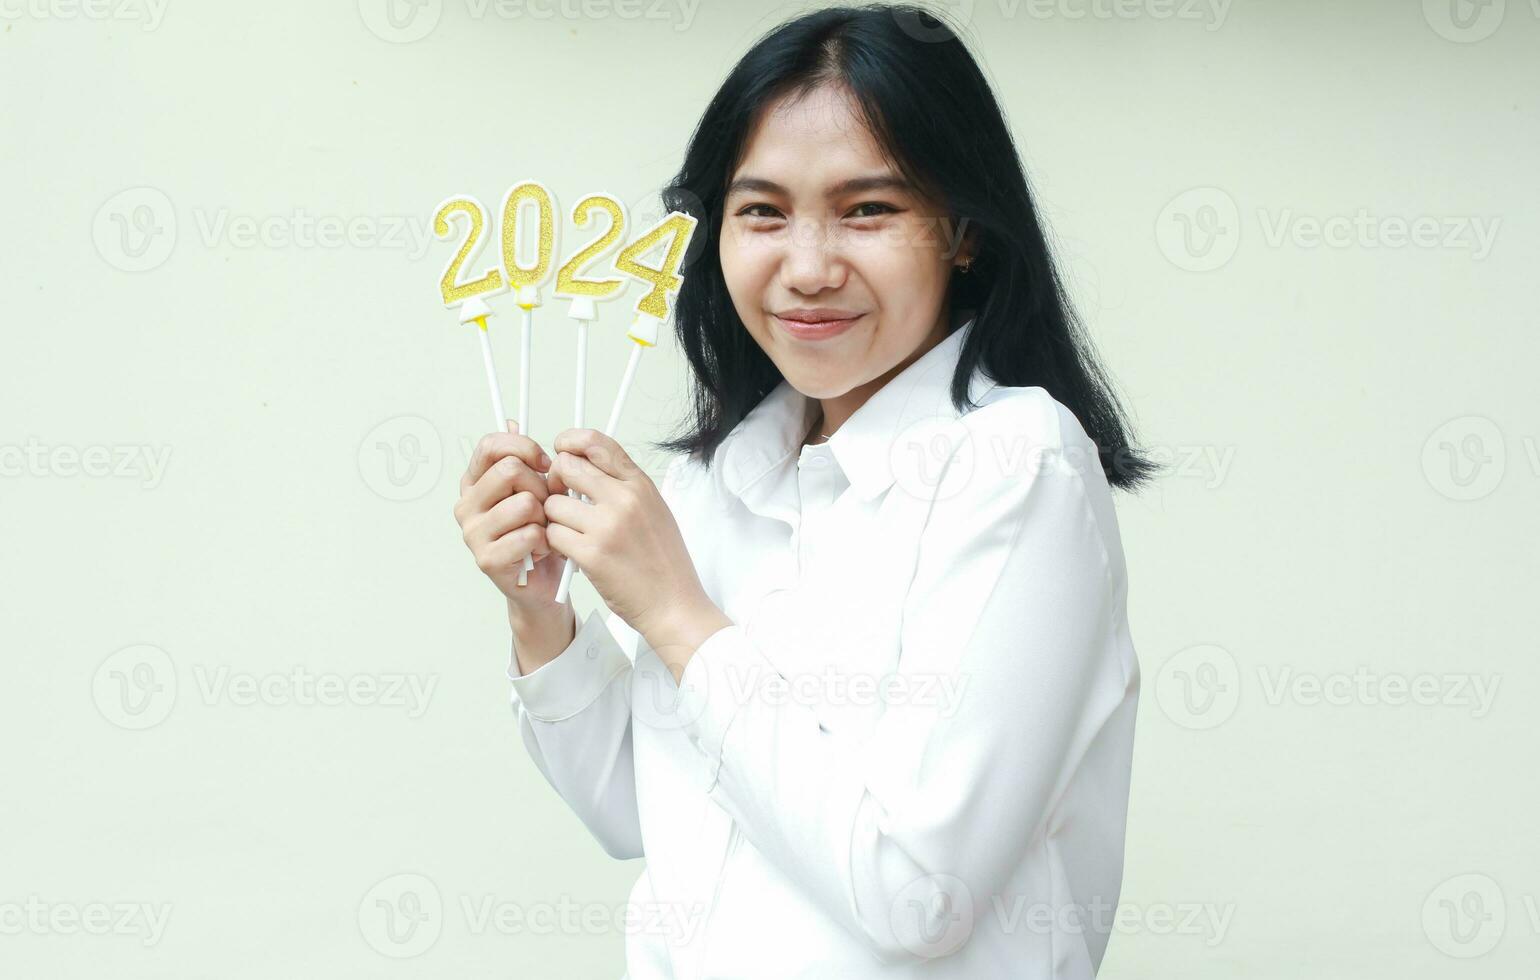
[432, 194, 512, 437]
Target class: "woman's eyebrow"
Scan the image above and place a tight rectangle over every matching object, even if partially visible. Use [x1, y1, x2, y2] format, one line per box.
[725, 174, 913, 198]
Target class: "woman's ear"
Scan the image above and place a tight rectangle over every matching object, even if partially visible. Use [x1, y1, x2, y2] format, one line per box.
[948, 216, 979, 270]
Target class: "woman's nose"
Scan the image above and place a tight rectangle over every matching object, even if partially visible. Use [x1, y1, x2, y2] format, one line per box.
[778, 216, 846, 293]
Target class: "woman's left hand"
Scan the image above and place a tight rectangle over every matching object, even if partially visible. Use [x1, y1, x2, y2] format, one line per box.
[543, 428, 727, 667]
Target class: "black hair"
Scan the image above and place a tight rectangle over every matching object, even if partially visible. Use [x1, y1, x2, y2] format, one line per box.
[652, 2, 1158, 492]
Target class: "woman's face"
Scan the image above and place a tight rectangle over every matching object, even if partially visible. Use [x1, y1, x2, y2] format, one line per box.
[719, 84, 967, 401]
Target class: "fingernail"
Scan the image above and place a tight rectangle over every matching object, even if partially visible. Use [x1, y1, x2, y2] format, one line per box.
[539, 453, 552, 468]
[508, 420, 519, 433]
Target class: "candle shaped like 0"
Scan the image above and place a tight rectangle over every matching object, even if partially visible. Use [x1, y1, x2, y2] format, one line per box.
[432, 194, 511, 434]
[499, 181, 557, 586]
[554, 207, 699, 606]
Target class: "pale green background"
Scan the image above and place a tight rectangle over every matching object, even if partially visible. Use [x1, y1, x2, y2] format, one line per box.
[2, 0, 1536, 976]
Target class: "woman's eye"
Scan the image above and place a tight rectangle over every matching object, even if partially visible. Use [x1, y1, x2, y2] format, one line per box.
[848, 202, 897, 219]
[737, 204, 783, 219]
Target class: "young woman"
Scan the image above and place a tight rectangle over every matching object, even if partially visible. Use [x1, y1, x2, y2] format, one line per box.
[453, 5, 1155, 977]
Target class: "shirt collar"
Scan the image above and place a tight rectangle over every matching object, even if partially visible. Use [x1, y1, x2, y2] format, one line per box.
[716, 308, 994, 504]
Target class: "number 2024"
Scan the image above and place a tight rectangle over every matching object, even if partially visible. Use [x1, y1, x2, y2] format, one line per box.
[434, 183, 697, 321]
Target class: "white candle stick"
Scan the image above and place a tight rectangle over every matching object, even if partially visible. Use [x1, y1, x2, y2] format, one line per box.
[513, 300, 536, 585]
[553, 317, 656, 606]
[471, 303, 507, 431]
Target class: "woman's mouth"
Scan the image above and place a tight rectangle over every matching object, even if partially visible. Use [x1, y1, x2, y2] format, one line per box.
[773, 312, 864, 340]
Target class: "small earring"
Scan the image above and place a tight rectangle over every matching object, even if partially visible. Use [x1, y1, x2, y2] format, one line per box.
[958, 256, 974, 274]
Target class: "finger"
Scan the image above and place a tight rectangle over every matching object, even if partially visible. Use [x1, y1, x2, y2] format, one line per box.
[552, 427, 641, 482]
[462, 422, 552, 493]
[551, 450, 619, 503]
[478, 524, 548, 574]
[465, 490, 545, 549]
[465, 454, 549, 517]
[544, 521, 590, 570]
[542, 487, 597, 536]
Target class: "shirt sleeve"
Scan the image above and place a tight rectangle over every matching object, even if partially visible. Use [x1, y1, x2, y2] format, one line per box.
[503, 454, 690, 862]
[673, 427, 1130, 963]
[508, 605, 643, 860]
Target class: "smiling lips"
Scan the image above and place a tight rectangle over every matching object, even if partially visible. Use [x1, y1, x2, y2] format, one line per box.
[773, 308, 865, 340]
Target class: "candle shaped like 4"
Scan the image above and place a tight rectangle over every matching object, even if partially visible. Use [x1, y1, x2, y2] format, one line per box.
[554, 208, 699, 606]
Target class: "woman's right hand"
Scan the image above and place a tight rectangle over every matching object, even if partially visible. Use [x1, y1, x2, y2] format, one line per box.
[454, 422, 569, 616]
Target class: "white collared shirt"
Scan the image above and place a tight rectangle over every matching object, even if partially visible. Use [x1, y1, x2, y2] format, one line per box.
[507, 311, 1140, 979]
